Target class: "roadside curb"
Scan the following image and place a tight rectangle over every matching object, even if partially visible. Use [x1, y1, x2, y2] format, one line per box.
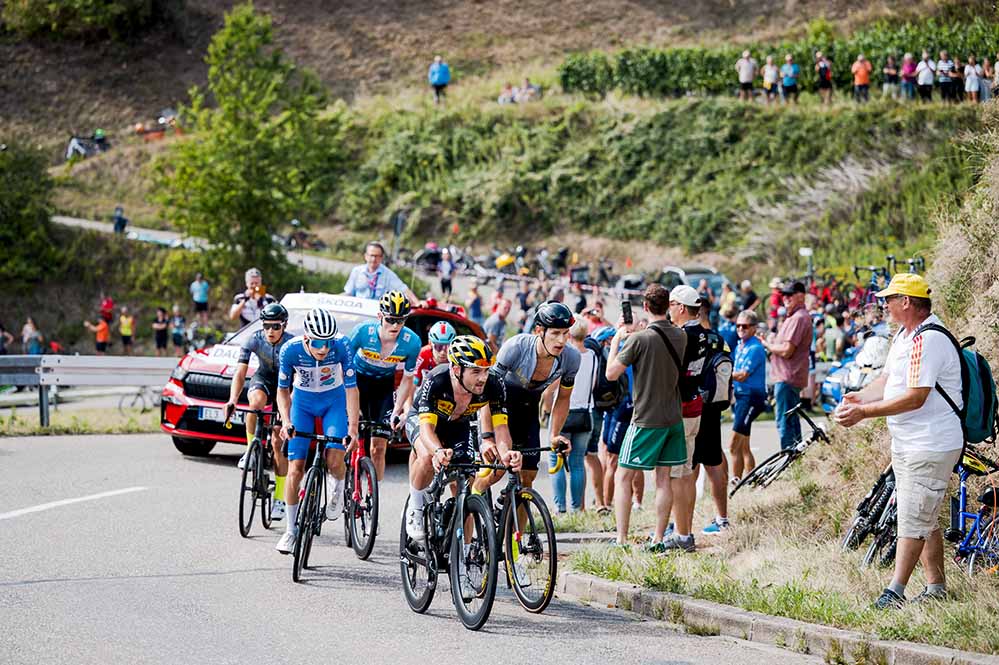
[555, 572, 999, 665]
[555, 532, 610, 544]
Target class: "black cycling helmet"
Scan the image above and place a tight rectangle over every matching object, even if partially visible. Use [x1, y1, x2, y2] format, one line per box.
[260, 302, 289, 323]
[379, 290, 412, 317]
[534, 301, 574, 329]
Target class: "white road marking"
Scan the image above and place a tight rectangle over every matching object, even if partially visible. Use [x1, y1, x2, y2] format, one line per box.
[0, 487, 148, 521]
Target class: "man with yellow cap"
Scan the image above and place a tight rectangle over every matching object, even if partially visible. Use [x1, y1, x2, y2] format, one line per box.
[834, 273, 964, 609]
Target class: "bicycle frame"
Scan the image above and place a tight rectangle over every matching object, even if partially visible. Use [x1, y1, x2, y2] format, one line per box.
[949, 459, 999, 559]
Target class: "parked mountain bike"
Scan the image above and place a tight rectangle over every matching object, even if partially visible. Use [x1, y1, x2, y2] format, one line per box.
[341, 419, 395, 561]
[729, 403, 829, 497]
[946, 446, 999, 576]
[289, 430, 347, 583]
[225, 406, 279, 538]
[842, 463, 895, 551]
[118, 385, 162, 415]
[399, 460, 501, 631]
[479, 442, 566, 614]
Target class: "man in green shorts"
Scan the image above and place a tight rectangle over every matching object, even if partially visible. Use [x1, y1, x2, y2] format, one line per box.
[606, 284, 687, 547]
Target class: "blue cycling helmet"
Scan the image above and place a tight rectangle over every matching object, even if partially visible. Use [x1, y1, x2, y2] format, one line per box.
[428, 321, 457, 345]
[591, 325, 616, 344]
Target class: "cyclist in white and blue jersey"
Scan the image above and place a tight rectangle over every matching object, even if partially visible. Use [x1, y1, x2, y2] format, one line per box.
[348, 290, 422, 481]
[274, 308, 360, 555]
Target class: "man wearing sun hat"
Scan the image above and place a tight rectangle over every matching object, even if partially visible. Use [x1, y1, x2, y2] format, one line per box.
[834, 273, 964, 609]
[764, 281, 812, 450]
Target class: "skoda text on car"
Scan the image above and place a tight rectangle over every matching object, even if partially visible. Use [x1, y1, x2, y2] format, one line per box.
[160, 293, 483, 457]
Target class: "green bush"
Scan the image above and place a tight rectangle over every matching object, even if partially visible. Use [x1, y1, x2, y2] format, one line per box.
[1, 0, 184, 39]
[557, 18, 999, 98]
[0, 143, 56, 290]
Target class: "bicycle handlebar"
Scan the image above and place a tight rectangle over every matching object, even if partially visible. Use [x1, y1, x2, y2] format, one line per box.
[784, 403, 829, 442]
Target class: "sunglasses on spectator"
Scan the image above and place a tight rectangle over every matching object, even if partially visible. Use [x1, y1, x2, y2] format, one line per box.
[262, 322, 284, 331]
[384, 316, 408, 325]
[736, 324, 753, 329]
[309, 338, 333, 349]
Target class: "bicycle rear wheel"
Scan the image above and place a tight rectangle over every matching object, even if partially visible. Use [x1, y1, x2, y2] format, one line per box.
[450, 494, 498, 631]
[504, 488, 557, 613]
[862, 516, 896, 569]
[399, 497, 436, 613]
[238, 441, 261, 538]
[967, 516, 999, 576]
[293, 468, 320, 583]
[729, 449, 796, 496]
[349, 457, 379, 560]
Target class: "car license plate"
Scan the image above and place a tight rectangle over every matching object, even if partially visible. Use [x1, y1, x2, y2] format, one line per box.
[199, 407, 244, 424]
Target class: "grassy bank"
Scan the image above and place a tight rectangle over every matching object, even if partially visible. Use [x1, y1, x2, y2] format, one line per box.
[0, 406, 159, 437]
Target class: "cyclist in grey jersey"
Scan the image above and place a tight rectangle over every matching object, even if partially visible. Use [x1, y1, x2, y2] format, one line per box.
[225, 303, 293, 520]
[475, 302, 580, 491]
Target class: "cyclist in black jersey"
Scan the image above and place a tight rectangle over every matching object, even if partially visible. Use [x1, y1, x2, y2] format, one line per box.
[474, 301, 580, 493]
[225, 303, 294, 520]
[405, 336, 521, 541]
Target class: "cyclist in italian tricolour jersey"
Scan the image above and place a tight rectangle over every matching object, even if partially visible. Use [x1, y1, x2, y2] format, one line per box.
[274, 308, 360, 555]
[348, 291, 422, 480]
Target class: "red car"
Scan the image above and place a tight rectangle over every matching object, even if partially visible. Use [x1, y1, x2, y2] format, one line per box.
[160, 293, 483, 457]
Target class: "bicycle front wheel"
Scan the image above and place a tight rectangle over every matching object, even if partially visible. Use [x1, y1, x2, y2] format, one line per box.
[450, 494, 498, 631]
[349, 457, 379, 560]
[504, 487, 557, 613]
[729, 448, 796, 497]
[258, 449, 273, 531]
[118, 391, 144, 416]
[862, 518, 896, 569]
[399, 497, 436, 613]
[293, 468, 320, 583]
[967, 516, 999, 576]
[238, 441, 261, 538]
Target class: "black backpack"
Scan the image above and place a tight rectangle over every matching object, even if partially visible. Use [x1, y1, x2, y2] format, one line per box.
[584, 336, 627, 410]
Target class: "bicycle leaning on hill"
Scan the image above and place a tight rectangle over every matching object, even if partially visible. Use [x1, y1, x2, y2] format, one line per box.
[729, 403, 829, 497]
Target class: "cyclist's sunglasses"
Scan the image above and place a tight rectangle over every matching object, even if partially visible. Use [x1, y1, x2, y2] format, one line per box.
[262, 322, 285, 330]
[471, 358, 493, 368]
[383, 316, 408, 326]
[432, 343, 449, 353]
[309, 338, 333, 349]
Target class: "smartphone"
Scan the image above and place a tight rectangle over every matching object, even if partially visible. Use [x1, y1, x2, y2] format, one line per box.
[621, 300, 633, 325]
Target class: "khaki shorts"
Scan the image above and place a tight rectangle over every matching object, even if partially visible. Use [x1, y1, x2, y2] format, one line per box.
[892, 446, 962, 540]
[669, 416, 700, 479]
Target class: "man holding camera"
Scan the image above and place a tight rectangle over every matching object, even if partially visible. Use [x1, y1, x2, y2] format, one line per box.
[229, 267, 277, 328]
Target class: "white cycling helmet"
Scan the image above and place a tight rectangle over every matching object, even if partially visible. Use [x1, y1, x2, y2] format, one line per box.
[304, 308, 337, 339]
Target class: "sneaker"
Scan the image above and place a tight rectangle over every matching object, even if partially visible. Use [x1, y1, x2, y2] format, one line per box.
[326, 484, 344, 521]
[406, 505, 426, 541]
[729, 476, 740, 488]
[632, 501, 642, 512]
[644, 538, 666, 554]
[237, 451, 248, 470]
[276, 530, 297, 555]
[660, 533, 696, 553]
[873, 588, 905, 610]
[607, 538, 631, 552]
[911, 587, 947, 604]
[270, 499, 286, 521]
[702, 518, 730, 535]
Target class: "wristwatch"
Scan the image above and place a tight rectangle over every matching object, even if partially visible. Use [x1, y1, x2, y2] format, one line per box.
[481, 432, 495, 440]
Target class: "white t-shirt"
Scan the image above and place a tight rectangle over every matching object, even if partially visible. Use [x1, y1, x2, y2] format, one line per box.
[736, 58, 758, 83]
[763, 64, 779, 85]
[965, 64, 981, 83]
[568, 347, 597, 410]
[883, 314, 963, 453]
[915, 60, 936, 86]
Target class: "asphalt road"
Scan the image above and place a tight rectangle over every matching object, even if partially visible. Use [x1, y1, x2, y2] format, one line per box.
[0, 432, 813, 665]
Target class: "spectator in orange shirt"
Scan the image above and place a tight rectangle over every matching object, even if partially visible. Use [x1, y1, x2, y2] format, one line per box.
[852, 54, 873, 103]
[84, 316, 111, 355]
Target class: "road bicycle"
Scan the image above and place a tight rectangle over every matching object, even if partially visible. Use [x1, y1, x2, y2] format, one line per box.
[729, 403, 829, 497]
[947, 447, 999, 576]
[290, 430, 347, 583]
[399, 460, 500, 631]
[861, 484, 897, 569]
[118, 385, 162, 415]
[852, 264, 892, 306]
[478, 443, 566, 614]
[842, 463, 895, 552]
[341, 419, 391, 561]
[226, 406, 279, 538]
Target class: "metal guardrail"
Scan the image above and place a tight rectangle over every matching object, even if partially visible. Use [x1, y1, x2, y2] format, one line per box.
[0, 355, 176, 427]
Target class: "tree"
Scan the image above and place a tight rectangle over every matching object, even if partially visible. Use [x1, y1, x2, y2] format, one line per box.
[0, 143, 56, 290]
[155, 2, 346, 284]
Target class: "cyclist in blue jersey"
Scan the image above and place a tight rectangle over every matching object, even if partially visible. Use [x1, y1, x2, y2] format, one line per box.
[348, 290, 422, 481]
[225, 303, 294, 521]
[274, 308, 360, 555]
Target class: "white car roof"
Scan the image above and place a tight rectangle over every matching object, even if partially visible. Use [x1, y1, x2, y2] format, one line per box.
[279, 292, 380, 317]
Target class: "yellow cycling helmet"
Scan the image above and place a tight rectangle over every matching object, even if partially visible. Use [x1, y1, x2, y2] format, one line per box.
[448, 335, 494, 368]
[379, 290, 411, 317]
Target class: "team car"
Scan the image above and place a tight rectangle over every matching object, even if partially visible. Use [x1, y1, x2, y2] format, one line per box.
[160, 292, 483, 456]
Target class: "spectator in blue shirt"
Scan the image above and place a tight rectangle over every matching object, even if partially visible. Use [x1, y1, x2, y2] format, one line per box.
[189, 272, 210, 325]
[781, 53, 801, 104]
[718, 305, 739, 353]
[428, 55, 451, 105]
[343, 241, 417, 303]
[729, 310, 768, 485]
